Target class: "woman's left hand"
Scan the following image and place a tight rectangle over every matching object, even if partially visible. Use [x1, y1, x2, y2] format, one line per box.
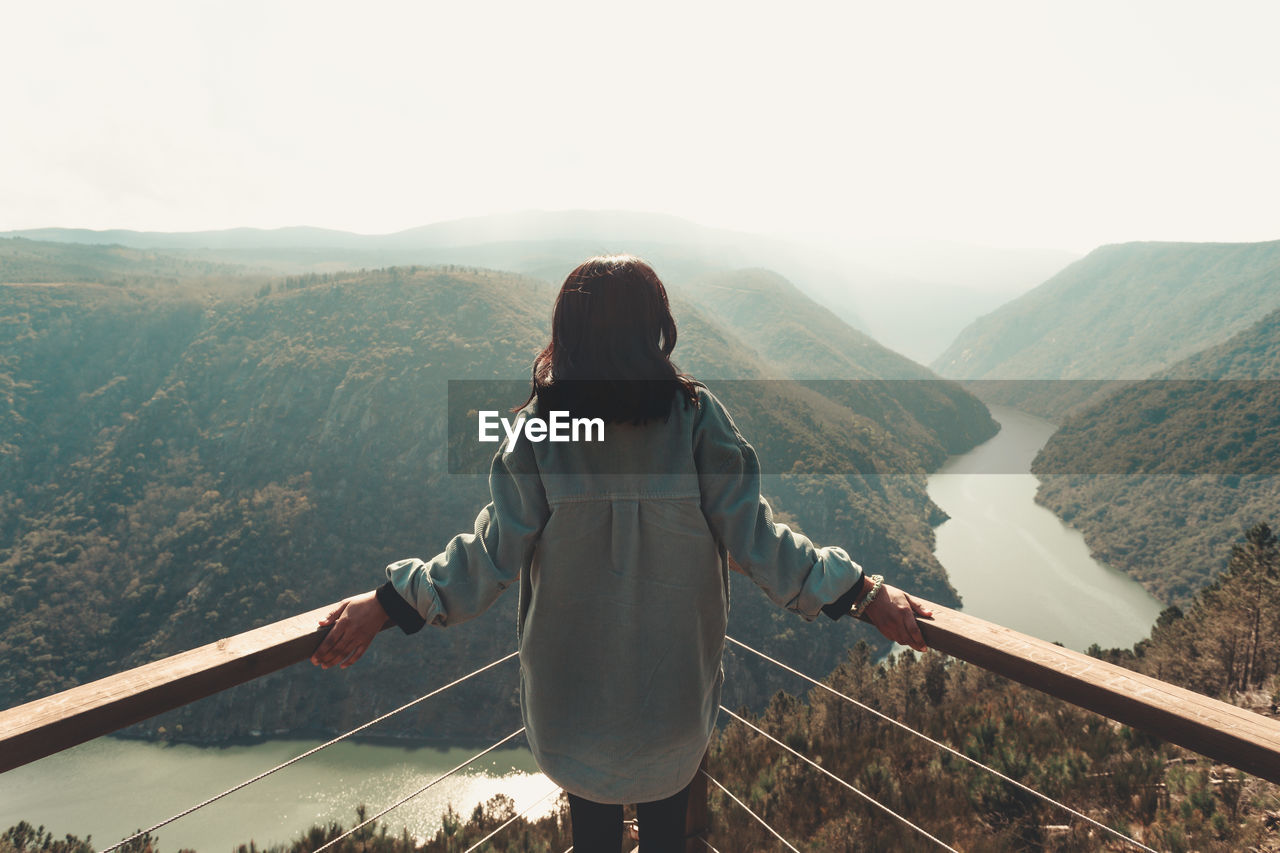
[310, 590, 389, 669]
[863, 583, 933, 652]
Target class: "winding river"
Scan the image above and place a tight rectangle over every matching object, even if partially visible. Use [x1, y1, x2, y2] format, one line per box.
[2, 405, 1167, 848]
[926, 405, 1165, 650]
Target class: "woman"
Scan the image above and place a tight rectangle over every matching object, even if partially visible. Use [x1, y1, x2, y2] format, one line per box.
[311, 255, 932, 851]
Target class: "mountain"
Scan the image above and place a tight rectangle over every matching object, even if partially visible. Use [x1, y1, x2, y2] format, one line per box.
[0, 254, 993, 741]
[0, 235, 261, 286]
[9, 211, 740, 252]
[933, 239, 1280, 418]
[1030, 307, 1280, 603]
[679, 268, 995, 458]
[794, 240, 1077, 364]
[5, 213, 881, 313]
[6, 212, 1079, 366]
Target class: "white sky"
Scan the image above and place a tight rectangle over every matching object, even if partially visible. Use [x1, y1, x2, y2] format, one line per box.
[3, 0, 1278, 252]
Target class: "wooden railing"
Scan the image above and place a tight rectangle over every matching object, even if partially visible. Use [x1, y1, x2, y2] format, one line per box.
[2, 595, 1278, 814]
[0, 602, 390, 774]
[917, 599, 1280, 784]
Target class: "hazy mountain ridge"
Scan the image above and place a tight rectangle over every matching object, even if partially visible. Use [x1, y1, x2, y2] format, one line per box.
[1030, 307, 1280, 603]
[684, 268, 930, 380]
[682, 268, 996, 459]
[933, 239, 1280, 418]
[6, 211, 1078, 366]
[0, 236, 262, 287]
[0, 259, 993, 741]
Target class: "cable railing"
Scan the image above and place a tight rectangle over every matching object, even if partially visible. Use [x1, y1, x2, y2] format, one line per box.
[699, 767, 800, 853]
[100, 651, 521, 850]
[310, 727, 528, 853]
[716, 704, 962, 852]
[3, 591, 1280, 852]
[460, 781, 564, 853]
[722, 636, 1155, 850]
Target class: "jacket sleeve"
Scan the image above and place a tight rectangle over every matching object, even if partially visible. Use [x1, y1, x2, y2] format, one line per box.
[381, 432, 549, 632]
[694, 390, 864, 621]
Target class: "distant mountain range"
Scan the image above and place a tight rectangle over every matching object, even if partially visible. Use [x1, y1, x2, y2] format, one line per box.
[0, 232, 258, 284]
[3, 210, 1076, 364]
[0, 238, 993, 741]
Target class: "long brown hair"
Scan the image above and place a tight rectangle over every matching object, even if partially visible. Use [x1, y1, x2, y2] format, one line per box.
[524, 255, 699, 423]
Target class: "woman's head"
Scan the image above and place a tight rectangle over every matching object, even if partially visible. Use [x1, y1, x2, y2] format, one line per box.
[528, 255, 698, 422]
[550, 255, 677, 373]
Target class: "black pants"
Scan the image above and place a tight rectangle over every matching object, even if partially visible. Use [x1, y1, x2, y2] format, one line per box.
[567, 780, 693, 852]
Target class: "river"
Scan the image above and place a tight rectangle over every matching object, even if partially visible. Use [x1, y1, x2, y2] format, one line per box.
[0, 737, 557, 850]
[3, 405, 1166, 848]
[926, 405, 1165, 650]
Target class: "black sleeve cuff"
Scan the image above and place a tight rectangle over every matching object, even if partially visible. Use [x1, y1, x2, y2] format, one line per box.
[822, 572, 867, 620]
[377, 581, 427, 634]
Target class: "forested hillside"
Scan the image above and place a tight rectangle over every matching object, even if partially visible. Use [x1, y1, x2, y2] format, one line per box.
[933, 240, 1280, 419]
[1031, 307, 1280, 603]
[0, 246, 993, 743]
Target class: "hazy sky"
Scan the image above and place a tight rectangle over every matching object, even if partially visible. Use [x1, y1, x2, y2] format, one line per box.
[4, 0, 1278, 251]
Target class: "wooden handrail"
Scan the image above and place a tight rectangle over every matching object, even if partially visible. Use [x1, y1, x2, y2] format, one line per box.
[0, 598, 389, 773]
[2, 596, 1279, 789]
[913, 598, 1280, 785]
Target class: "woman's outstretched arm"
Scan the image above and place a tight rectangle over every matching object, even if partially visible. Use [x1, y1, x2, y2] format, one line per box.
[696, 390, 932, 648]
[312, 434, 549, 668]
[381, 435, 549, 629]
[727, 554, 933, 650]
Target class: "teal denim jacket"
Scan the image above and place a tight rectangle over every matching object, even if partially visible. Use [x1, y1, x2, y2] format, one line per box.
[382, 386, 863, 803]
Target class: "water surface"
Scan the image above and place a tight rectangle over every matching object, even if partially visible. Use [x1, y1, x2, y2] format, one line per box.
[0, 736, 557, 851]
[927, 405, 1164, 650]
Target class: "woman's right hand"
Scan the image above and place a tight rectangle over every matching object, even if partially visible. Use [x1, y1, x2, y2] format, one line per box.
[862, 583, 932, 652]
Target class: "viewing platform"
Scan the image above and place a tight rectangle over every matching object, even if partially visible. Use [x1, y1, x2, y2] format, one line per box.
[3, 595, 1278, 851]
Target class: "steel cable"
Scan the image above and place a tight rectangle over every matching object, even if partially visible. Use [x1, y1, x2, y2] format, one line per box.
[720, 705, 959, 851]
[461, 782, 563, 853]
[700, 768, 801, 852]
[312, 727, 526, 853]
[725, 635, 1158, 852]
[101, 650, 518, 853]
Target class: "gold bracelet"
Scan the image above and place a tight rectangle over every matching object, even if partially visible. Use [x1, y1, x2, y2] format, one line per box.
[851, 574, 884, 618]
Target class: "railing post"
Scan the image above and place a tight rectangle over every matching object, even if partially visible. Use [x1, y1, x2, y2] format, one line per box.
[685, 750, 709, 852]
